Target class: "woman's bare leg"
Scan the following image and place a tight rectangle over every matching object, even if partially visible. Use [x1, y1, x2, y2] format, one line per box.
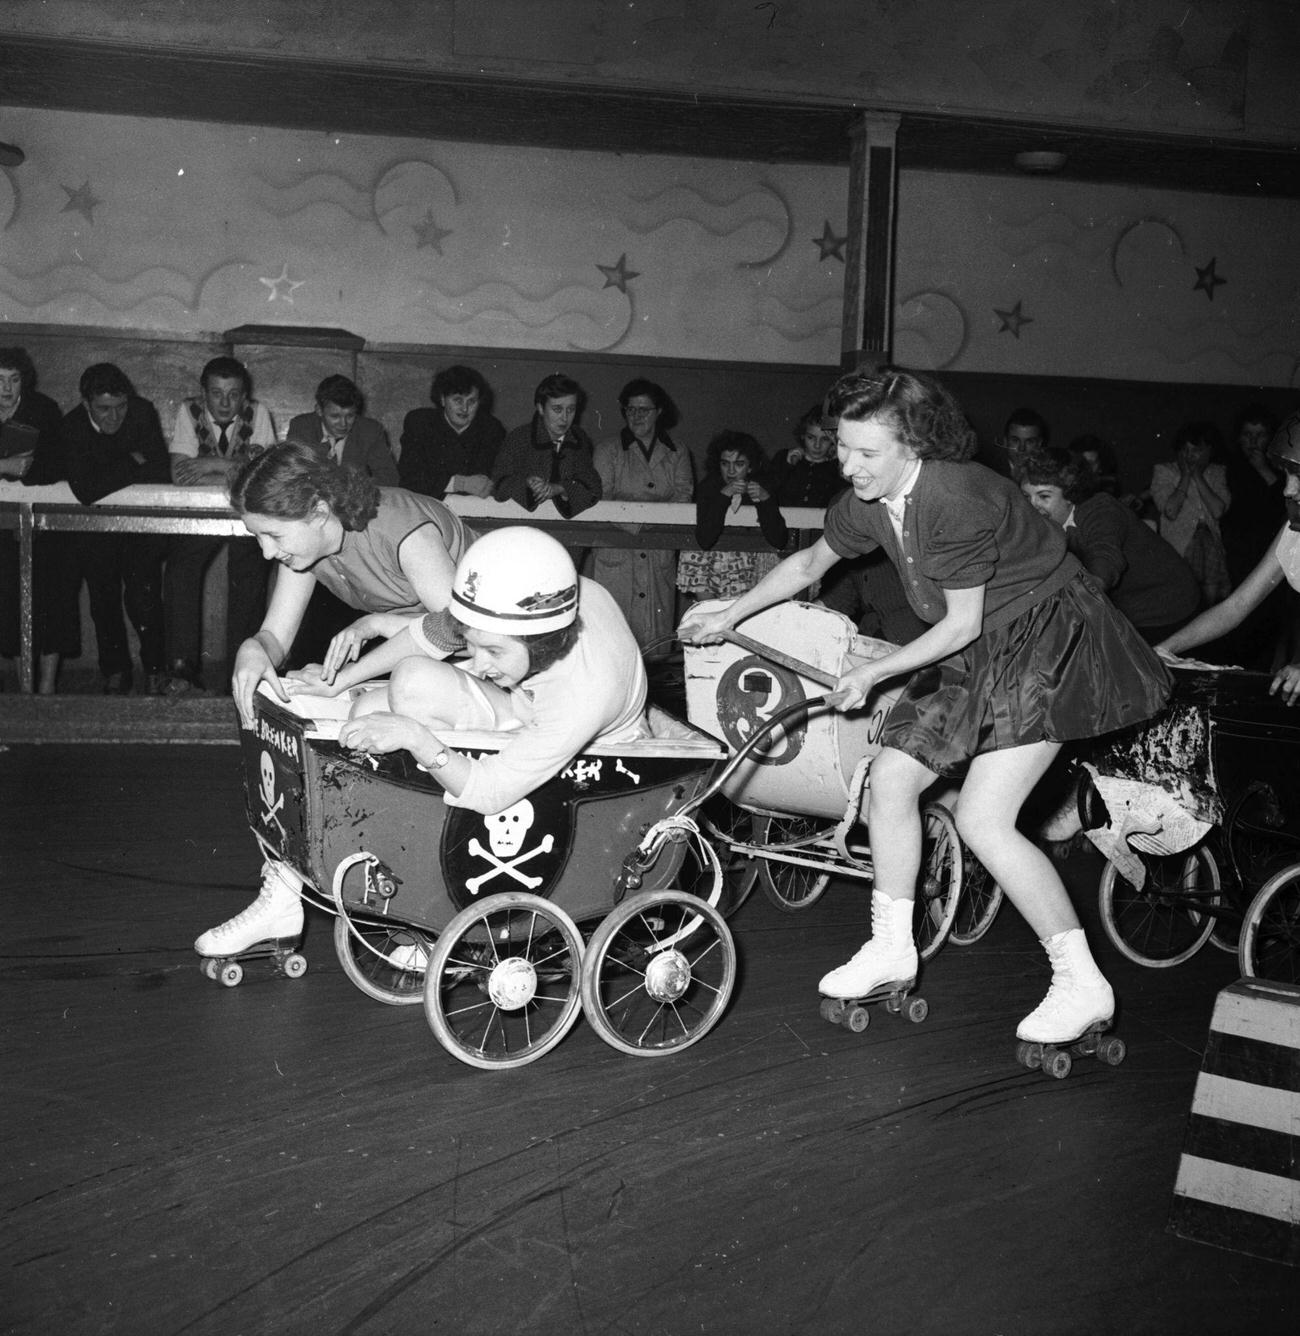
[818, 746, 935, 998]
[956, 741, 1114, 1043]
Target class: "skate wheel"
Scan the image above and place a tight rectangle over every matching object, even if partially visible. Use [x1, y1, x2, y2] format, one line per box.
[905, 997, 929, 1024]
[1043, 1049, 1072, 1080]
[1016, 1041, 1042, 1071]
[820, 997, 847, 1025]
[200, 958, 219, 980]
[282, 954, 308, 980]
[845, 1005, 871, 1034]
[219, 962, 244, 988]
[1097, 1035, 1126, 1066]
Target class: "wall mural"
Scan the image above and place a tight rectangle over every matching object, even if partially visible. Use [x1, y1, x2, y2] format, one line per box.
[0, 108, 1296, 387]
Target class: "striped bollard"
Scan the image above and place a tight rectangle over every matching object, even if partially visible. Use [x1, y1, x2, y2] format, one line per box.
[1168, 977, 1299, 1266]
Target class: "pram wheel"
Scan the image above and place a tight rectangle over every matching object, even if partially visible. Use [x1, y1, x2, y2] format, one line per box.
[423, 892, 584, 1069]
[1098, 844, 1221, 968]
[757, 814, 835, 912]
[581, 890, 736, 1056]
[696, 796, 761, 917]
[1239, 858, 1300, 984]
[916, 804, 962, 962]
[948, 848, 1004, 947]
[333, 915, 433, 1006]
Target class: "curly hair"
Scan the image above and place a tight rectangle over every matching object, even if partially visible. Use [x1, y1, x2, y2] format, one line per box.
[1018, 446, 1097, 505]
[704, 429, 768, 479]
[79, 362, 135, 401]
[0, 346, 38, 393]
[229, 438, 379, 531]
[518, 617, 583, 676]
[826, 368, 976, 462]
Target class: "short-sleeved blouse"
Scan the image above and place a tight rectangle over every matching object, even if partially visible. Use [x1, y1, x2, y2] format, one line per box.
[822, 459, 1078, 629]
[310, 487, 471, 614]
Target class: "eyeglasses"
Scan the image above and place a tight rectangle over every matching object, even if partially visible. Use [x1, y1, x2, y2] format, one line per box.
[624, 405, 657, 417]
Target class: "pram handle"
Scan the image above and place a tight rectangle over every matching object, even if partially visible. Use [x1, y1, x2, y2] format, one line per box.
[719, 629, 839, 690]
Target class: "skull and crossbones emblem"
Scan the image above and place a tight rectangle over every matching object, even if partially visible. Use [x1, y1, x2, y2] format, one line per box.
[257, 750, 286, 838]
[465, 799, 554, 895]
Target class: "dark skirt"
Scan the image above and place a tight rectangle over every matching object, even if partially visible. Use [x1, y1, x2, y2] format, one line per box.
[880, 571, 1172, 777]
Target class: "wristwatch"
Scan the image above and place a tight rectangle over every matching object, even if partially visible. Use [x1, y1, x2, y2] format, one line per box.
[426, 748, 451, 771]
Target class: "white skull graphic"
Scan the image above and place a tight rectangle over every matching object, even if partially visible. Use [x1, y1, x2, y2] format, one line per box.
[259, 751, 277, 807]
[486, 799, 535, 857]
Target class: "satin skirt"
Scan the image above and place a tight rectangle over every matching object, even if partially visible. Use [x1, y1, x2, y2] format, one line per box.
[880, 572, 1172, 777]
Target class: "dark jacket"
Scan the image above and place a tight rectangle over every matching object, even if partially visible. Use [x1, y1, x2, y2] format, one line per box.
[286, 412, 398, 486]
[1068, 491, 1201, 630]
[8, 390, 66, 485]
[492, 418, 601, 518]
[62, 397, 171, 504]
[399, 407, 505, 499]
[694, 473, 788, 551]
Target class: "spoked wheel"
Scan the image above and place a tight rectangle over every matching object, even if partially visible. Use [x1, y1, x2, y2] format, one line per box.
[423, 892, 584, 1069]
[1221, 783, 1295, 953]
[915, 803, 962, 961]
[1098, 844, 1221, 968]
[334, 915, 434, 1006]
[757, 813, 836, 912]
[1239, 859, 1300, 984]
[948, 847, 1004, 947]
[693, 797, 761, 917]
[581, 890, 736, 1056]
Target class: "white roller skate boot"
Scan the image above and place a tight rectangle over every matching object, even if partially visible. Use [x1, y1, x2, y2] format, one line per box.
[1016, 928, 1114, 1044]
[818, 891, 918, 999]
[195, 860, 305, 958]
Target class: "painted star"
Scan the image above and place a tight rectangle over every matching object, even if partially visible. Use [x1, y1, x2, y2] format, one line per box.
[1193, 257, 1227, 300]
[259, 263, 305, 304]
[597, 254, 640, 294]
[812, 220, 847, 263]
[413, 209, 453, 253]
[60, 181, 102, 224]
[994, 300, 1034, 338]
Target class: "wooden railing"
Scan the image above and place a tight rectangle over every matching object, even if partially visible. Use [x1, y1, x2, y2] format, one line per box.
[1, 482, 825, 693]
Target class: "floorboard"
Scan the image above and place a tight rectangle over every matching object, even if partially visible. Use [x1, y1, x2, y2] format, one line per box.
[2, 745, 1295, 1336]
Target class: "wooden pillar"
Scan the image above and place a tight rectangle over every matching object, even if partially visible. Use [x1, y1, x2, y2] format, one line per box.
[840, 113, 900, 372]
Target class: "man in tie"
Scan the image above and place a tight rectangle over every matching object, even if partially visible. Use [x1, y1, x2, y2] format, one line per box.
[164, 356, 276, 693]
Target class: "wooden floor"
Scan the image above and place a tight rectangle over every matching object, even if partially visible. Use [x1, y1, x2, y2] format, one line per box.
[3, 743, 1295, 1336]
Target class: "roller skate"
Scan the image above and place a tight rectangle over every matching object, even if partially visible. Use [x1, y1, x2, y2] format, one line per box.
[818, 891, 928, 1033]
[1014, 928, 1124, 1079]
[196, 861, 307, 988]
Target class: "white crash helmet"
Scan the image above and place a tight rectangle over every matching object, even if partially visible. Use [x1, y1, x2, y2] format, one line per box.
[450, 527, 579, 635]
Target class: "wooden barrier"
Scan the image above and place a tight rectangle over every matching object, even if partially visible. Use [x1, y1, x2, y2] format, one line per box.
[1169, 977, 1300, 1266]
[0, 484, 825, 693]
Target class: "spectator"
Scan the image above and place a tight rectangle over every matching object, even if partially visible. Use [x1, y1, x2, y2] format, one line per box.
[0, 346, 79, 694]
[991, 406, 1049, 479]
[492, 374, 600, 518]
[1158, 409, 1300, 704]
[164, 356, 276, 692]
[1219, 404, 1290, 668]
[772, 405, 844, 509]
[399, 364, 504, 501]
[589, 378, 693, 657]
[62, 363, 171, 693]
[286, 375, 397, 483]
[1149, 421, 1231, 604]
[676, 430, 787, 603]
[1021, 446, 1200, 644]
